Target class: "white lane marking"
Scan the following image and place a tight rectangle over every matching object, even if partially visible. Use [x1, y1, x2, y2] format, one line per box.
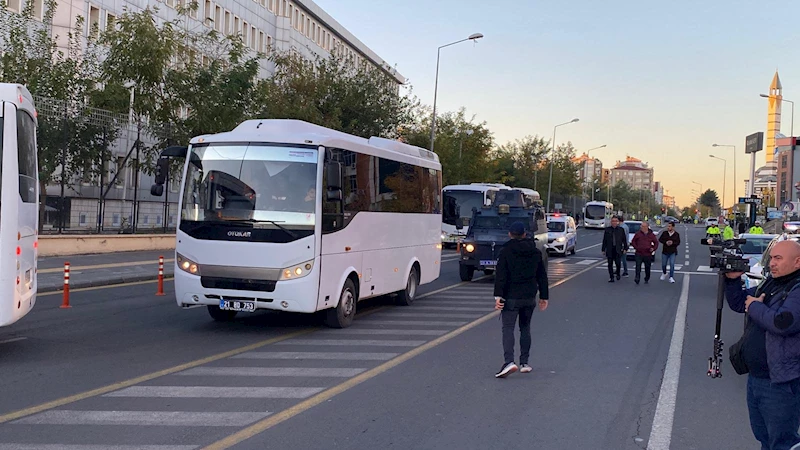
[0, 446, 197, 450]
[231, 352, 399, 361]
[697, 265, 713, 272]
[575, 242, 602, 253]
[577, 259, 597, 265]
[647, 274, 690, 450]
[177, 367, 367, 377]
[317, 328, 448, 336]
[384, 312, 482, 319]
[12, 410, 270, 426]
[592, 267, 714, 276]
[0, 337, 26, 345]
[356, 320, 468, 326]
[411, 306, 490, 312]
[275, 339, 425, 347]
[104, 386, 323, 399]
[420, 299, 492, 305]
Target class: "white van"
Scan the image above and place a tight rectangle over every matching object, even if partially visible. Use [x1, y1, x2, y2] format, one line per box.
[546, 214, 577, 255]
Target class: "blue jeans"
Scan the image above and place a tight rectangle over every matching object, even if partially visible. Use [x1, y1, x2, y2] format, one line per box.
[747, 375, 800, 450]
[622, 254, 628, 273]
[661, 253, 676, 278]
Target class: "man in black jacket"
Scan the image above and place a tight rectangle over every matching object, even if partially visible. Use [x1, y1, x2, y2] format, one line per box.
[493, 221, 549, 378]
[602, 216, 628, 282]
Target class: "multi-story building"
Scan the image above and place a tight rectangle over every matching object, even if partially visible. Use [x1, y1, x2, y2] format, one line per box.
[775, 137, 797, 205]
[572, 153, 603, 188]
[662, 194, 675, 210]
[653, 181, 664, 205]
[609, 156, 654, 192]
[9, 0, 405, 231]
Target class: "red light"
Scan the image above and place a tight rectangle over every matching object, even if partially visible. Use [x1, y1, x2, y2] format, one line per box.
[33, 241, 38, 249]
[16, 246, 21, 256]
[553, 213, 560, 217]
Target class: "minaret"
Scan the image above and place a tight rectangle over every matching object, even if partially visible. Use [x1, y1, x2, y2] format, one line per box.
[766, 71, 783, 163]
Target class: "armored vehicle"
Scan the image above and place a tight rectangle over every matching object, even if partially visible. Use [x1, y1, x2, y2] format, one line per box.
[458, 189, 548, 281]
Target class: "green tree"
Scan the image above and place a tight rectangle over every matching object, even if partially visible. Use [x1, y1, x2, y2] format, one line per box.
[699, 189, 720, 214]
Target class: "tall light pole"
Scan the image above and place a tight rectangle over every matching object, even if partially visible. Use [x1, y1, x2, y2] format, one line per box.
[710, 154, 727, 214]
[712, 144, 736, 208]
[546, 118, 580, 212]
[582, 144, 606, 201]
[429, 33, 484, 152]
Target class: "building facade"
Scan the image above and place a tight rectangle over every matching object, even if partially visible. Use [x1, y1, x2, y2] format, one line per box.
[572, 153, 603, 187]
[609, 156, 654, 192]
[775, 137, 798, 205]
[8, 0, 405, 232]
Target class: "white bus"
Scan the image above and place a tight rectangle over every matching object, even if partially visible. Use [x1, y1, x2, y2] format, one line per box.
[441, 183, 510, 246]
[584, 201, 614, 229]
[512, 187, 541, 209]
[0, 84, 39, 327]
[151, 119, 442, 328]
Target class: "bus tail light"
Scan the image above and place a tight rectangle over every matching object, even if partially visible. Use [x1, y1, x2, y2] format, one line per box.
[16, 246, 21, 256]
[279, 260, 314, 281]
[176, 253, 200, 275]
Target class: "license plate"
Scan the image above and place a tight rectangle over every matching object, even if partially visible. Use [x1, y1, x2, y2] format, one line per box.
[219, 299, 256, 312]
[480, 260, 497, 266]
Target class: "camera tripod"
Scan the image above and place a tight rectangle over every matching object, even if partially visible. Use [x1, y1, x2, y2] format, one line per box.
[708, 272, 725, 379]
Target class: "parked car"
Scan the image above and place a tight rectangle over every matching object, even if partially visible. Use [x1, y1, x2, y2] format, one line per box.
[705, 217, 719, 227]
[744, 233, 795, 289]
[783, 221, 800, 234]
[622, 220, 642, 260]
[546, 214, 577, 256]
[664, 216, 679, 224]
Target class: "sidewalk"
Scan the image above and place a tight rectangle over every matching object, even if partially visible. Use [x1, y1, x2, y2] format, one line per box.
[38, 250, 174, 293]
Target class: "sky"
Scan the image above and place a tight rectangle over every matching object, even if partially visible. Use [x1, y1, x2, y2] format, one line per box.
[313, 0, 800, 209]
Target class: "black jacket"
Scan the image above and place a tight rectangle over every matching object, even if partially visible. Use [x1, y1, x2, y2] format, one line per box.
[602, 225, 628, 258]
[493, 238, 549, 300]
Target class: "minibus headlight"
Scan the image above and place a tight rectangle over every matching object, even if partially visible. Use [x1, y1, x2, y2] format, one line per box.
[280, 260, 314, 280]
[176, 253, 200, 275]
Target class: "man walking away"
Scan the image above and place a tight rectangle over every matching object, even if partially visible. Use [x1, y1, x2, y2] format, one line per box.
[725, 240, 800, 450]
[658, 221, 680, 283]
[739, 220, 747, 236]
[602, 216, 628, 282]
[493, 221, 549, 378]
[630, 221, 659, 284]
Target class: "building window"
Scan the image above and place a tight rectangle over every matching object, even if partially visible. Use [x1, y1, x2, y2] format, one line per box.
[88, 6, 100, 36]
[224, 10, 231, 34]
[31, 0, 44, 20]
[7, 0, 20, 12]
[79, 214, 87, 226]
[204, 0, 212, 26]
[234, 16, 240, 35]
[106, 12, 116, 31]
[250, 26, 256, 49]
[214, 6, 222, 32]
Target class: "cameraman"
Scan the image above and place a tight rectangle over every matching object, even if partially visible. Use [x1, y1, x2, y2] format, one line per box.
[725, 240, 800, 450]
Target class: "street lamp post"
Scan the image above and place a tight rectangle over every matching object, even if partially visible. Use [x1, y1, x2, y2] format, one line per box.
[429, 33, 484, 153]
[546, 118, 580, 212]
[583, 144, 606, 202]
[712, 144, 736, 208]
[455, 128, 473, 184]
[710, 154, 727, 214]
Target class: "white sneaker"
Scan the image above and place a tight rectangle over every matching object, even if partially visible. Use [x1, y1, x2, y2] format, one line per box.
[660, 274, 667, 281]
[669, 277, 675, 283]
[520, 364, 533, 373]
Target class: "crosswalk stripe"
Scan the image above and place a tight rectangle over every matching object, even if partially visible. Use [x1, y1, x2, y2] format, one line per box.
[386, 312, 482, 319]
[317, 329, 447, 336]
[275, 339, 425, 347]
[0, 446, 197, 450]
[231, 352, 399, 360]
[697, 265, 713, 272]
[576, 260, 596, 265]
[425, 296, 491, 301]
[419, 300, 490, 306]
[357, 320, 467, 326]
[103, 386, 323, 399]
[12, 410, 270, 426]
[411, 306, 490, 312]
[176, 367, 366, 377]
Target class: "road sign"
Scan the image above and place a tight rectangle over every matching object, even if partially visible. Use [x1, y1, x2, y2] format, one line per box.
[739, 197, 761, 205]
[783, 202, 795, 212]
[554, 203, 562, 210]
[746, 132, 764, 154]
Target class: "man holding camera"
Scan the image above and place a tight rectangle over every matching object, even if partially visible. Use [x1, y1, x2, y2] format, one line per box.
[725, 240, 800, 450]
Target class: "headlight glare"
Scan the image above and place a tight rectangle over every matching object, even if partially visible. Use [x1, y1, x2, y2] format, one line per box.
[177, 253, 200, 276]
[556, 236, 566, 242]
[280, 259, 315, 281]
[465, 244, 475, 253]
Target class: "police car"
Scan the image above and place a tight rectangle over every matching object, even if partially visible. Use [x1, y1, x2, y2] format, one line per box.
[546, 214, 577, 255]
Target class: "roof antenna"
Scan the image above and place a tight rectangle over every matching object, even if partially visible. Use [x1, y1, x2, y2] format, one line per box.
[256, 121, 263, 129]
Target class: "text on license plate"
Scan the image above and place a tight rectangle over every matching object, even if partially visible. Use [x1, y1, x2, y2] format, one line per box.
[219, 299, 256, 312]
[480, 260, 497, 266]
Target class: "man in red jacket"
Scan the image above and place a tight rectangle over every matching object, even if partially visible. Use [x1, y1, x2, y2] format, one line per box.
[631, 221, 659, 284]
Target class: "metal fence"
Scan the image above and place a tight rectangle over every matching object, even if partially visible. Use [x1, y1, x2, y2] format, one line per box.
[34, 95, 180, 235]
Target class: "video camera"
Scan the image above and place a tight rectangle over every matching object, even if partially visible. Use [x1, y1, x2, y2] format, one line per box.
[699, 237, 750, 273]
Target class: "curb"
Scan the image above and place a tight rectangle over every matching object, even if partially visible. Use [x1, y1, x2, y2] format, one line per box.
[39, 273, 175, 294]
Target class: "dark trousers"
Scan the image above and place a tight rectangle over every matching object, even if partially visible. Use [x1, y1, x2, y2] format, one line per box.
[634, 254, 652, 282]
[501, 299, 534, 365]
[607, 250, 621, 278]
[747, 375, 800, 450]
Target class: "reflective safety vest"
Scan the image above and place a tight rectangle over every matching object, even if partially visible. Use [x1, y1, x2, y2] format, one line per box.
[723, 226, 734, 240]
[749, 226, 764, 234]
[707, 226, 720, 235]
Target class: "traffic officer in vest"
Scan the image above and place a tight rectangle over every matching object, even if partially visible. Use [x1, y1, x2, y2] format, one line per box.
[750, 221, 764, 234]
[707, 223, 721, 237]
[723, 221, 735, 240]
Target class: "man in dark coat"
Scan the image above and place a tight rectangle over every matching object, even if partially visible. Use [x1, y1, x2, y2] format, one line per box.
[601, 215, 628, 282]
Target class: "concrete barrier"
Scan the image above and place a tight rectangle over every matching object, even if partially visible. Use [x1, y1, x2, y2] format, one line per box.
[39, 234, 176, 257]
